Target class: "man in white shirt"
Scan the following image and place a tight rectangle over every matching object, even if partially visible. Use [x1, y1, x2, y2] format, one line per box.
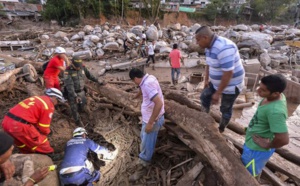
[146, 40, 156, 70]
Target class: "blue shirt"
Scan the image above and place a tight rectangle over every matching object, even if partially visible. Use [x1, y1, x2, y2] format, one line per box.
[60, 137, 108, 169]
[205, 36, 245, 94]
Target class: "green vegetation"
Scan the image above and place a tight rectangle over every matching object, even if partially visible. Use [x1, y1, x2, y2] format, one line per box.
[41, 0, 300, 26]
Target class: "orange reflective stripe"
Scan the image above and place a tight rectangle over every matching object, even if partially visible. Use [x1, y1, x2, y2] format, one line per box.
[34, 96, 49, 110]
[17, 144, 26, 148]
[39, 123, 50, 127]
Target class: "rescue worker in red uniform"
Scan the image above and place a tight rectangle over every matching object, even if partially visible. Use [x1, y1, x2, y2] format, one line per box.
[43, 47, 70, 90]
[1, 88, 65, 154]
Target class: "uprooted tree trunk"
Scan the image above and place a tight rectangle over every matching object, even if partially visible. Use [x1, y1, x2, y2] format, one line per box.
[164, 100, 259, 186]
[91, 83, 259, 186]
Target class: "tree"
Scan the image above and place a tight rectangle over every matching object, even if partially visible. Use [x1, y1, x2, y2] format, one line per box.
[251, 0, 296, 22]
[42, 0, 100, 24]
[203, 0, 231, 24]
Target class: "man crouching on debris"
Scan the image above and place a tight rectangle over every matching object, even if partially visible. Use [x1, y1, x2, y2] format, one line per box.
[2, 88, 65, 154]
[59, 127, 116, 186]
[0, 132, 50, 185]
[63, 57, 105, 127]
[129, 68, 165, 181]
[195, 26, 245, 133]
[242, 74, 289, 178]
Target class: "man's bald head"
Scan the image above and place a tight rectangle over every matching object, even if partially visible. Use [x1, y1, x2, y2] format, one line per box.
[195, 26, 214, 49]
[195, 26, 214, 37]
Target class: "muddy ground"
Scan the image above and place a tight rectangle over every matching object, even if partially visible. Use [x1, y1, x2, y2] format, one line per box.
[1, 17, 300, 186]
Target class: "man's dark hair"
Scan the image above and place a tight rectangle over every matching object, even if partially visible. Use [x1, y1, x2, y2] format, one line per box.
[173, 43, 178, 49]
[0, 132, 13, 156]
[261, 74, 287, 93]
[195, 26, 213, 36]
[129, 68, 144, 80]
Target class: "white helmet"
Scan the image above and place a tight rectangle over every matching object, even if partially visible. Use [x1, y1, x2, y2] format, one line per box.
[54, 47, 66, 54]
[73, 127, 87, 137]
[45, 88, 65, 102]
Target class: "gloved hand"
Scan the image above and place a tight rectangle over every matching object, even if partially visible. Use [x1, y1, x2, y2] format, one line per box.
[107, 143, 116, 152]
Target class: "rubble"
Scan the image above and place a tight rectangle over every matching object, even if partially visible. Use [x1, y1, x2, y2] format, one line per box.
[1, 21, 300, 186]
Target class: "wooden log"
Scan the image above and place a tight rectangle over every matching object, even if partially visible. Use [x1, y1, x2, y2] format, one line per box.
[164, 90, 202, 112]
[232, 102, 255, 109]
[176, 162, 204, 186]
[223, 129, 300, 185]
[164, 100, 259, 186]
[0, 67, 22, 85]
[0, 54, 43, 73]
[0, 75, 16, 93]
[88, 83, 259, 186]
[262, 167, 287, 186]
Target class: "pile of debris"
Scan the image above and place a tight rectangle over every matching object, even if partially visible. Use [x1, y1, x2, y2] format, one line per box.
[1, 21, 300, 186]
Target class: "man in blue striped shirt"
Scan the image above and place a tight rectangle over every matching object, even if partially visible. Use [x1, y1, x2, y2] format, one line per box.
[195, 26, 245, 133]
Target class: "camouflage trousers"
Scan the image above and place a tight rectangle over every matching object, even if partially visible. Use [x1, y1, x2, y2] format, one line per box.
[69, 91, 87, 123]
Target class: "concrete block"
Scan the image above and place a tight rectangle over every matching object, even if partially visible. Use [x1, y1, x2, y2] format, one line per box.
[243, 59, 261, 74]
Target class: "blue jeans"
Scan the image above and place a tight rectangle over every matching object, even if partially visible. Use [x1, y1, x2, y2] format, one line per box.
[241, 144, 275, 177]
[60, 168, 100, 186]
[200, 82, 239, 120]
[139, 115, 164, 163]
[171, 68, 180, 82]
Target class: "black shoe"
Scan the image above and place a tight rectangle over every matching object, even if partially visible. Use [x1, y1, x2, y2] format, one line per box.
[218, 118, 230, 133]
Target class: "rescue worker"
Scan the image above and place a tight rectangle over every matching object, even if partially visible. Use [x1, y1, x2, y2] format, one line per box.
[63, 57, 104, 127]
[59, 127, 116, 186]
[43, 47, 70, 90]
[1, 88, 65, 154]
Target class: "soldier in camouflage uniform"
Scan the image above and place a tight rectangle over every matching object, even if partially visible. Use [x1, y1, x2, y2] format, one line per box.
[64, 58, 104, 127]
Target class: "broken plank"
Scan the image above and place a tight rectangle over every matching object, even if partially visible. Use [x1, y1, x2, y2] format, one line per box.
[262, 167, 287, 186]
[176, 162, 204, 186]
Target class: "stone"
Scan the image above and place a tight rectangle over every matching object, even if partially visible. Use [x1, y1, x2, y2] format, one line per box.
[41, 35, 49, 40]
[292, 69, 300, 78]
[103, 42, 119, 51]
[90, 35, 100, 43]
[233, 24, 249, 31]
[259, 52, 271, 68]
[146, 25, 159, 41]
[170, 23, 181, 31]
[54, 31, 67, 38]
[159, 46, 172, 53]
[190, 23, 201, 33]
[70, 34, 81, 41]
[83, 25, 94, 34]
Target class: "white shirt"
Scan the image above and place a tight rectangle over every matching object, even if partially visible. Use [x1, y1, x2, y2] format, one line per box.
[148, 44, 155, 55]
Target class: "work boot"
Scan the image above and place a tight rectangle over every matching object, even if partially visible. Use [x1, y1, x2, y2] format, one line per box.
[129, 164, 148, 182]
[75, 120, 84, 127]
[218, 118, 230, 133]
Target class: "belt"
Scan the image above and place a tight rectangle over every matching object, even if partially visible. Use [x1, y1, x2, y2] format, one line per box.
[60, 168, 84, 178]
[6, 112, 34, 125]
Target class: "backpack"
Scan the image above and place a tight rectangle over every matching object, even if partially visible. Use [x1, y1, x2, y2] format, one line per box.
[42, 61, 49, 73]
